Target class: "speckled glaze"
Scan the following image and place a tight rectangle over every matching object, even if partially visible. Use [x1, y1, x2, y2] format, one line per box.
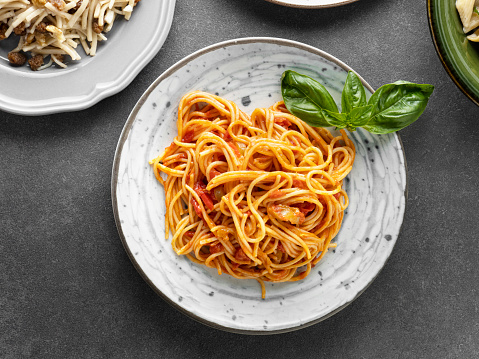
[264, 0, 358, 8]
[112, 38, 407, 334]
[0, 0, 175, 116]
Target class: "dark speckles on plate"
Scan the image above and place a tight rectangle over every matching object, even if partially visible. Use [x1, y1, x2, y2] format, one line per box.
[385, 234, 392, 241]
[114, 39, 407, 332]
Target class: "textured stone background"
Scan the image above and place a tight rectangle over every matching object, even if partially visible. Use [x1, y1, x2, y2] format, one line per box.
[1, 0, 479, 357]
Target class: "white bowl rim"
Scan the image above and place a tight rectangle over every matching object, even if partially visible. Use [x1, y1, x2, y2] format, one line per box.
[111, 36, 408, 334]
[263, 0, 359, 9]
[0, 0, 176, 116]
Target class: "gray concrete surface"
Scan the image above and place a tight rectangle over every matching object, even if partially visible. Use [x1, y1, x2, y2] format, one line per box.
[1, 0, 479, 357]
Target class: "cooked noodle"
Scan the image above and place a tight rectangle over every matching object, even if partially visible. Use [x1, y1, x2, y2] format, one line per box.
[150, 91, 356, 298]
[456, 0, 479, 42]
[0, 0, 141, 70]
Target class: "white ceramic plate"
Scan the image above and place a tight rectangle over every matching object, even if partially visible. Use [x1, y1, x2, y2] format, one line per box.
[0, 0, 176, 116]
[112, 37, 407, 334]
[264, 0, 358, 8]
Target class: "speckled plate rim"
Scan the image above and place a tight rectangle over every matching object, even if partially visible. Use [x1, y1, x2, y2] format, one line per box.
[427, 0, 479, 106]
[0, 0, 176, 116]
[264, 0, 358, 8]
[111, 37, 408, 335]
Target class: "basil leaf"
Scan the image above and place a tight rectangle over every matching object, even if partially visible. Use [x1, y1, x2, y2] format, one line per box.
[322, 106, 372, 131]
[347, 104, 373, 129]
[341, 71, 367, 114]
[363, 81, 435, 134]
[280, 70, 434, 134]
[321, 110, 348, 128]
[281, 70, 338, 127]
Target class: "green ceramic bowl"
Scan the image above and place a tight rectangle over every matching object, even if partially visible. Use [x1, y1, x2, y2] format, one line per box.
[428, 0, 479, 106]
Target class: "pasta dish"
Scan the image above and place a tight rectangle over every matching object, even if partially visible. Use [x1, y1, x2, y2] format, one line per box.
[456, 0, 479, 42]
[150, 91, 355, 298]
[0, 0, 141, 70]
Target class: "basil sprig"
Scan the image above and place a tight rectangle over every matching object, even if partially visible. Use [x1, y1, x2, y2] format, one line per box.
[281, 70, 434, 134]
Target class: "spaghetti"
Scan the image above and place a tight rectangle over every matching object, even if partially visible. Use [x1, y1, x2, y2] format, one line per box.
[0, 0, 141, 70]
[150, 91, 356, 298]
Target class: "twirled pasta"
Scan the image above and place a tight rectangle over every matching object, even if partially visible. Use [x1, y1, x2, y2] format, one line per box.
[150, 91, 355, 298]
[456, 0, 479, 41]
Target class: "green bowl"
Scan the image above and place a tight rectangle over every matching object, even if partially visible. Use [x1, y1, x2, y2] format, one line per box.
[428, 0, 479, 106]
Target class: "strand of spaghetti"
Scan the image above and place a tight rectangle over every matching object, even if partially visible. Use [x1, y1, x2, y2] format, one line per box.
[206, 171, 288, 190]
[264, 219, 312, 259]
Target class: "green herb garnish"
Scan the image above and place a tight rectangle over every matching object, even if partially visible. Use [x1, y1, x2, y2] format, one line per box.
[281, 70, 434, 134]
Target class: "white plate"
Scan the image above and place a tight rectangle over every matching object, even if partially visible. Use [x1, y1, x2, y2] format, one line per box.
[0, 0, 176, 116]
[112, 37, 407, 334]
[264, 0, 358, 8]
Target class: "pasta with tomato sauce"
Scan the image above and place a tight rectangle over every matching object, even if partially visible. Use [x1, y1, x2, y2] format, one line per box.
[149, 91, 355, 298]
